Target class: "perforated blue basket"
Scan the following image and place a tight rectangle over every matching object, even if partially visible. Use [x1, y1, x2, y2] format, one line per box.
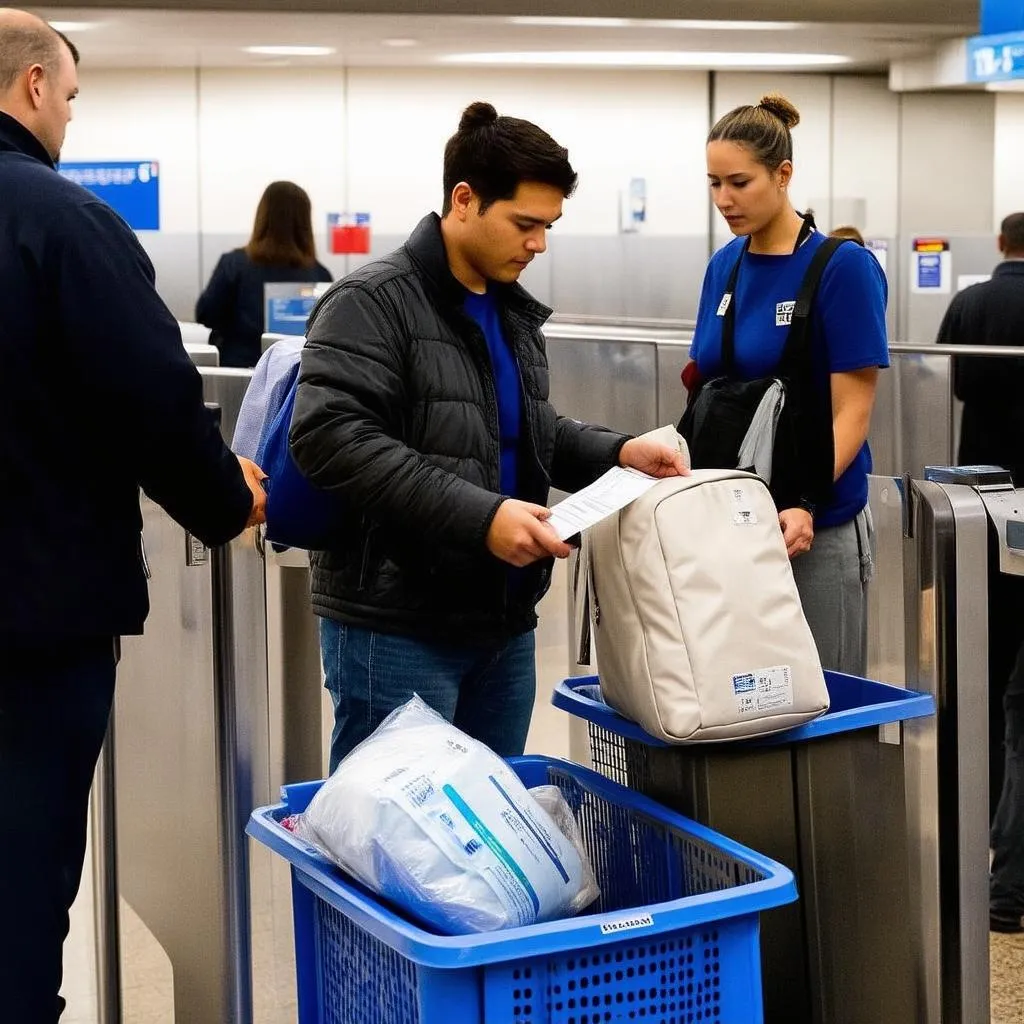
[247, 755, 797, 1024]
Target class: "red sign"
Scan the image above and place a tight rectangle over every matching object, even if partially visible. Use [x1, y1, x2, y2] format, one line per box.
[330, 224, 371, 254]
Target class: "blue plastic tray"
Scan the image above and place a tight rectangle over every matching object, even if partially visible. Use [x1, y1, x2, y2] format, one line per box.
[551, 671, 935, 748]
[247, 755, 797, 1023]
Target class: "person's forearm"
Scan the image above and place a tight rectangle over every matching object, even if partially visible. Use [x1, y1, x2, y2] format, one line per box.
[833, 406, 872, 480]
[830, 368, 879, 480]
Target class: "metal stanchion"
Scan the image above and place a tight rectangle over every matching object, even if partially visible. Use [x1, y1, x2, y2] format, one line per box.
[91, 717, 122, 1024]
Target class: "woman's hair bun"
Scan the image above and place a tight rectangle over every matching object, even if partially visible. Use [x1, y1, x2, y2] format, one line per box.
[459, 101, 499, 132]
[758, 93, 800, 130]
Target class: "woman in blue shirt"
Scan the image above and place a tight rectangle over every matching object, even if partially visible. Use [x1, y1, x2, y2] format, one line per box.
[196, 180, 332, 368]
[687, 93, 889, 675]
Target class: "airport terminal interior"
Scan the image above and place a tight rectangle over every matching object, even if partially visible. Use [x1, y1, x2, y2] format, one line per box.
[14, 0, 1024, 1020]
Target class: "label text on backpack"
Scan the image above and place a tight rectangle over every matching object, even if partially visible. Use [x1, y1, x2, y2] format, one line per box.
[731, 487, 759, 525]
[734, 665, 794, 715]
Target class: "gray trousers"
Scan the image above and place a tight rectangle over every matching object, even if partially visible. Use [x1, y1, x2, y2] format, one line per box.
[790, 506, 874, 677]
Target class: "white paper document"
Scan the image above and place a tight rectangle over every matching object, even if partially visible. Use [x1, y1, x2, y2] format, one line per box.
[547, 467, 660, 540]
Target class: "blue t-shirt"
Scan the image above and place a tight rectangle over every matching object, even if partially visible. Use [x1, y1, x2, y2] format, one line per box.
[690, 232, 889, 528]
[464, 288, 521, 498]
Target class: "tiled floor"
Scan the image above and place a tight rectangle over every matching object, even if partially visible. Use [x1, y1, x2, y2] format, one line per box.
[59, 562, 1024, 1023]
[992, 930, 1024, 1024]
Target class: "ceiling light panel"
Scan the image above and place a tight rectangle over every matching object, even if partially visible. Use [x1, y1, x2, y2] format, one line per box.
[244, 45, 336, 57]
[48, 21, 99, 32]
[440, 51, 851, 68]
[508, 17, 803, 31]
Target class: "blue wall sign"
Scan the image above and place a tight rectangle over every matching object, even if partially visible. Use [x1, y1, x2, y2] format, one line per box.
[966, 31, 1024, 83]
[981, 0, 1024, 35]
[916, 254, 942, 290]
[58, 160, 160, 231]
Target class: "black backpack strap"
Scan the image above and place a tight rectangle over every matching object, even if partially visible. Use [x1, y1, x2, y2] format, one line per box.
[719, 238, 749, 374]
[721, 217, 813, 374]
[780, 236, 847, 368]
[776, 235, 849, 509]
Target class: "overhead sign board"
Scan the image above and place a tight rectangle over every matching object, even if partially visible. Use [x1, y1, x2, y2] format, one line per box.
[966, 30, 1024, 83]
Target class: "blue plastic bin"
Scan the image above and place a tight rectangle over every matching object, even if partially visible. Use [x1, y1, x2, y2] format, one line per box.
[552, 671, 936, 785]
[550, 673, 937, 1024]
[247, 755, 797, 1024]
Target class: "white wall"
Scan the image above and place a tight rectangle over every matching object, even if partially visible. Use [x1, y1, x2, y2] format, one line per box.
[65, 68, 200, 234]
[345, 67, 709, 238]
[61, 65, 1013, 323]
[898, 91, 995, 236]
[197, 68, 348, 238]
[994, 92, 1024, 227]
[66, 66, 986, 245]
[70, 66, 711, 240]
[832, 76, 900, 238]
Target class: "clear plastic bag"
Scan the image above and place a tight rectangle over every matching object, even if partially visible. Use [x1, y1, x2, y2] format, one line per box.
[294, 695, 600, 934]
[527, 785, 601, 916]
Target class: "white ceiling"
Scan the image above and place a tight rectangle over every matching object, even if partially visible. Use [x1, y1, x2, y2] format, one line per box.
[34, 8, 972, 72]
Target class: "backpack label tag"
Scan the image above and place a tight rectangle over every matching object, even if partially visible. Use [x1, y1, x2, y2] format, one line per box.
[733, 665, 793, 715]
[731, 486, 759, 525]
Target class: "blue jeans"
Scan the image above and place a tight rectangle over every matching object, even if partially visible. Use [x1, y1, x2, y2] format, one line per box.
[319, 619, 537, 772]
[0, 635, 118, 1023]
[991, 639, 1024, 917]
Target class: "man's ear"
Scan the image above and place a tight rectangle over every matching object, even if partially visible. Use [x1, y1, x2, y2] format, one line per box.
[449, 181, 476, 221]
[26, 64, 47, 111]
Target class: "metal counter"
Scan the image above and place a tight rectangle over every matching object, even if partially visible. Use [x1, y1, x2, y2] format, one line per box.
[92, 362, 325, 1024]
[111, 368, 269, 1023]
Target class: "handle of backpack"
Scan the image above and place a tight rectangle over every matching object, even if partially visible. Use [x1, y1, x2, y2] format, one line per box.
[572, 540, 593, 666]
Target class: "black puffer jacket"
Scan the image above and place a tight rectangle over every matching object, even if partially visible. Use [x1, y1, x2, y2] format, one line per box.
[290, 213, 629, 643]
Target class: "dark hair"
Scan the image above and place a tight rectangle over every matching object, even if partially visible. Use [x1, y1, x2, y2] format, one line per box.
[245, 181, 318, 268]
[1001, 212, 1024, 255]
[0, 19, 78, 91]
[55, 30, 80, 65]
[830, 225, 865, 246]
[707, 92, 800, 171]
[442, 101, 578, 215]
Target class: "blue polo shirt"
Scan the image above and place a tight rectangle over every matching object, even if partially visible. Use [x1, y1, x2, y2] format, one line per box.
[464, 288, 521, 498]
[690, 232, 889, 528]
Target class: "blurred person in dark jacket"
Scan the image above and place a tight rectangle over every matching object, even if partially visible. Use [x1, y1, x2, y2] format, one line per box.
[940, 211, 1024, 932]
[196, 180, 332, 367]
[944, 212, 1024, 483]
[0, 11, 265, 1020]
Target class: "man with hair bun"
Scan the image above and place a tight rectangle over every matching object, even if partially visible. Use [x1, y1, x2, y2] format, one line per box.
[291, 101, 687, 770]
[684, 91, 889, 677]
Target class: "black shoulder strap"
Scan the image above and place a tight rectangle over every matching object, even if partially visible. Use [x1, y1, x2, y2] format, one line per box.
[719, 239, 749, 373]
[775, 235, 849, 510]
[779, 236, 847, 370]
[720, 216, 815, 374]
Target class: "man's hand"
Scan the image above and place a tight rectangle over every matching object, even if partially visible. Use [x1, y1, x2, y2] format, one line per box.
[486, 499, 572, 567]
[618, 438, 689, 478]
[779, 507, 814, 559]
[237, 456, 268, 527]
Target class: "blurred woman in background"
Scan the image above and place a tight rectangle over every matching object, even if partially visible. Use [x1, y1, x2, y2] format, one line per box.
[196, 180, 332, 367]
